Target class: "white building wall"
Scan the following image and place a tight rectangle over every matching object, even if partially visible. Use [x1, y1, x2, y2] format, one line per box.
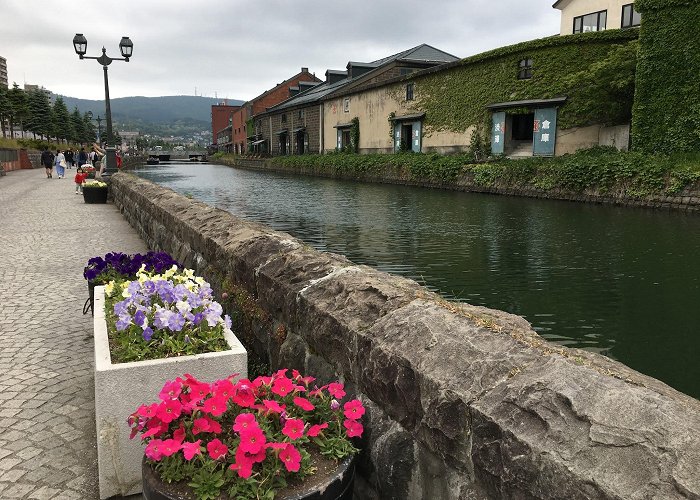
[558, 0, 631, 35]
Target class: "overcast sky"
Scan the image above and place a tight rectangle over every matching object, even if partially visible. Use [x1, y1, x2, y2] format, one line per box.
[2, 0, 560, 102]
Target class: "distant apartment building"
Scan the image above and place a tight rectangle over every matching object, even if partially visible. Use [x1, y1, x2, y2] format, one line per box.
[554, 0, 641, 34]
[0, 56, 7, 87]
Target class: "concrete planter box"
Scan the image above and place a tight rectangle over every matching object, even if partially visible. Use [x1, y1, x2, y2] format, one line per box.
[93, 286, 247, 499]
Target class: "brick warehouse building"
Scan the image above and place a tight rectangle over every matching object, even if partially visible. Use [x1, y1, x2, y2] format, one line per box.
[210, 102, 241, 150]
[231, 67, 320, 154]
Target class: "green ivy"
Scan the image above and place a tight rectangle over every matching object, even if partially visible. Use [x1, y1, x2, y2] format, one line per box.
[245, 147, 700, 198]
[407, 30, 639, 139]
[631, 0, 700, 153]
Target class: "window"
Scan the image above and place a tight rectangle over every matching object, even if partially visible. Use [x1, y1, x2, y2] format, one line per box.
[518, 58, 533, 80]
[281, 114, 287, 124]
[399, 68, 414, 76]
[343, 98, 350, 113]
[406, 83, 414, 101]
[621, 4, 641, 28]
[573, 10, 607, 33]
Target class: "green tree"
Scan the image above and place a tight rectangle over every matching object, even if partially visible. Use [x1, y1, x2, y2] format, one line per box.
[52, 96, 73, 143]
[8, 83, 30, 138]
[0, 85, 10, 138]
[26, 88, 53, 139]
[70, 107, 86, 144]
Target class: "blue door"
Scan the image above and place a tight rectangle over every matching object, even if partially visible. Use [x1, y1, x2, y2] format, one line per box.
[533, 108, 557, 157]
[411, 122, 422, 153]
[491, 112, 505, 155]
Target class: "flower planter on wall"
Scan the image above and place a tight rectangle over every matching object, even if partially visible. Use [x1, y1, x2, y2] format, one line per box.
[83, 186, 108, 204]
[141, 455, 356, 500]
[93, 286, 248, 499]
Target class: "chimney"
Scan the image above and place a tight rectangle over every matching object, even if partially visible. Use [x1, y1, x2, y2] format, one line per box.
[301, 67, 309, 73]
[325, 69, 348, 85]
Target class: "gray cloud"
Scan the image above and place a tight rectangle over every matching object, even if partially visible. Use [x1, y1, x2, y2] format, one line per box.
[1, 0, 560, 101]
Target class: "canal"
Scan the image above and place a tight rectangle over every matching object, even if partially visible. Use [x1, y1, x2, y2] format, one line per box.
[134, 162, 700, 399]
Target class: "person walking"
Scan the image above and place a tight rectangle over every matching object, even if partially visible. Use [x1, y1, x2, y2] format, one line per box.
[40, 147, 54, 178]
[77, 147, 88, 167]
[65, 149, 74, 169]
[54, 149, 66, 179]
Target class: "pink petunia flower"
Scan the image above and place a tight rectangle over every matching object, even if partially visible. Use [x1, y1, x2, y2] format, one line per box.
[160, 438, 181, 457]
[181, 440, 202, 461]
[173, 423, 186, 443]
[293, 396, 315, 412]
[271, 377, 294, 397]
[159, 380, 182, 401]
[192, 417, 210, 435]
[279, 443, 302, 472]
[233, 380, 256, 407]
[263, 399, 285, 414]
[230, 447, 254, 478]
[145, 439, 164, 461]
[233, 413, 259, 433]
[137, 403, 159, 418]
[206, 438, 228, 460]
[156, 399, 182, 424]
[212, 378, 235, 400]
[327, 382, 346, 399]
[239, 427, 267, 454]
[307, 422, 329, 437]
[282, 418, 305, 440]
[188, 380, 211, 403]
[344, 419, 364, 438]
[202, 396, 228, 417]
[343, 399, 365, 420]
[204, 415, 222, 434]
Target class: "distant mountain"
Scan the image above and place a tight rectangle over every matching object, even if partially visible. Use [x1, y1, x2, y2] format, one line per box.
[57, 95, 244, 138]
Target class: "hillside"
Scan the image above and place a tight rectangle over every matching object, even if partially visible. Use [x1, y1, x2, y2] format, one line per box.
[58, 95, 244, 138]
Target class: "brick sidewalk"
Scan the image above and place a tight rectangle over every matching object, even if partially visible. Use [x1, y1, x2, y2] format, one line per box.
[0, 170, 146, 499]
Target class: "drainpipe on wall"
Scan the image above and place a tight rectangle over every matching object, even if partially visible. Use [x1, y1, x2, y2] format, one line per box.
[319, 104, 324, 153]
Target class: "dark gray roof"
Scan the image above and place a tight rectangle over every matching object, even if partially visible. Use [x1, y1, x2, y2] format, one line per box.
[264, 44, 458, 114]
[486, 97, 568, 109]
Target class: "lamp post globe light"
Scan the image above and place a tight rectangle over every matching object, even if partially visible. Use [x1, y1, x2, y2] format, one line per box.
[73, 33, 133, 174]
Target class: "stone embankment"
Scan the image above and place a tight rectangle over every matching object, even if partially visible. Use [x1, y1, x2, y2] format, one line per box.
[111, 172, 700, 499]
[218, 156, 700, 213]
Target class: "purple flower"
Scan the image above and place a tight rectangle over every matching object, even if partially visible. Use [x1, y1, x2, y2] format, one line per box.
[142, 327, 154, 341]
[167, 312, 186, 332]
[330, 399, 340, 411]
[184, 335, 190, 344]
[133, 310, 147, 328]
[116, 315, 131, 332]
[224, 315, 232, 330]
[192, 312, 204, 325]
[154, 308, 171, 329]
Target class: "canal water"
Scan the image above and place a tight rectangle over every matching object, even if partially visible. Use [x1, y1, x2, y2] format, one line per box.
[134, 162, 700, 399]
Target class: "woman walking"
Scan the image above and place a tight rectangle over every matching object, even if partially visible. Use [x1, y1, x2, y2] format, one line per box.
[54, 149, 66, 179]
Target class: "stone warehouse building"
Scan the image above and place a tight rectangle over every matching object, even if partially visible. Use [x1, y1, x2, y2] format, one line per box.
[255, 44, 459, 157]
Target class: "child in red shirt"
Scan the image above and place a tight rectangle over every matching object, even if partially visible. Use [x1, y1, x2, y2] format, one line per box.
[74, 167, 87, 194]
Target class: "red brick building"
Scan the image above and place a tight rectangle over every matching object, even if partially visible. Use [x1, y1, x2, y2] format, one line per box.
[231, 68, 320, 154]
[211, 102, 241, 150]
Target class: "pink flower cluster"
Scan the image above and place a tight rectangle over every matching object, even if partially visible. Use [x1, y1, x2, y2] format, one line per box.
[129, 369, 365, 480]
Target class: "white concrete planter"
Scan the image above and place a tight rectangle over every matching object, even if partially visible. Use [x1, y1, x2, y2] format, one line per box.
[93, 285, 247, 499]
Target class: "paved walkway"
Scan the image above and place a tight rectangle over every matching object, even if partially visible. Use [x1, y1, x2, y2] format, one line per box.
[0, 169, 146, 499]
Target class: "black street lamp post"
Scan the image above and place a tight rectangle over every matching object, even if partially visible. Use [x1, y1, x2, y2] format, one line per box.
[86, 111, 104, 146]
[72, 33, 133, 174]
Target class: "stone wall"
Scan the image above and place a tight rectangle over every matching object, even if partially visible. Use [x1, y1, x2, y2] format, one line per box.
[218, 157, 700, 214]
[110, 172, 700, 499]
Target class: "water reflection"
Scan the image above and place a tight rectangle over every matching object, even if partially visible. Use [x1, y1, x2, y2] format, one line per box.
[134, 162, 700, 399]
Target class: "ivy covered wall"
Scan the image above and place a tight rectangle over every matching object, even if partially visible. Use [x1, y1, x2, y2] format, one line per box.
[631, 0, 700, 153]
[413, 30, 639, 138]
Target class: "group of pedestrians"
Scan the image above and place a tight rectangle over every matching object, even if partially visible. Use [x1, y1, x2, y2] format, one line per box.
[40, 144, 107, 179]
